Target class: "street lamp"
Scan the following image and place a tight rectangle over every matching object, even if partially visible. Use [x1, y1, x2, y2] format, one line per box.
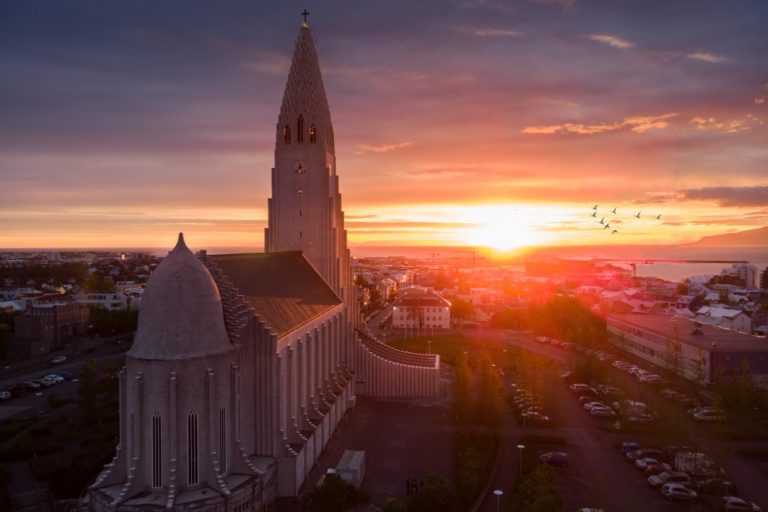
[516, 444, 525, 475]
[427, 340, 432, 354]
[493, 489, 503, 512]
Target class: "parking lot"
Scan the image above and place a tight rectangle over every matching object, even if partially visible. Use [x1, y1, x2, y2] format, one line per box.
[466, 328, 767, 512]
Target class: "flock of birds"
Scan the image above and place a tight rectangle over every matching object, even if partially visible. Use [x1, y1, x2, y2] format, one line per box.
[590, 204, 663, 236]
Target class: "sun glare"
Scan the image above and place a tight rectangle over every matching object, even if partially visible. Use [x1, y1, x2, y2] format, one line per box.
[463, 206, 543, 251]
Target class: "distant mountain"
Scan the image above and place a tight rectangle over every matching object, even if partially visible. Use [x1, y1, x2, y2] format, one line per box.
[687, 226, 768, 247]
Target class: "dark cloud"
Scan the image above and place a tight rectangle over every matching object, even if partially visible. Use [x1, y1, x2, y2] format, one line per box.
[679, 186, 768, 206]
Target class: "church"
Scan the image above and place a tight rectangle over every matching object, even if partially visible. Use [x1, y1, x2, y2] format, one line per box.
[87, 18, 441, 512]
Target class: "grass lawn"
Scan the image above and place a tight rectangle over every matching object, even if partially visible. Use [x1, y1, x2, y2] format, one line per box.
[389, 332, 511, 365]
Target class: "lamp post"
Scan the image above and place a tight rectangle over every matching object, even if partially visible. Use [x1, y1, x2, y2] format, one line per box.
[427, 339, 432, 355]
[493, 489, 503, 512]
[516, 444, 525, 475]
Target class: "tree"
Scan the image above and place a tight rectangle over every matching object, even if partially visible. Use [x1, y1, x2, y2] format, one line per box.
[407, 475, 454, 512]
[382, 497, 407, 512]
[85, 273, 115, 293]
[309, 474, 365, 512]
[451, 299, 474, 321]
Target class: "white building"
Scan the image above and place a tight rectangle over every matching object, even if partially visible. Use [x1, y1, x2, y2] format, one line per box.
[392, 290, 451, 330]
[695, 306, 751, 334]
[75, 292, 128, 311]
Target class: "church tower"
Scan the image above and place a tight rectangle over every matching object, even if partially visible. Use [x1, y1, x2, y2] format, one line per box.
[265, 19, 355, 319]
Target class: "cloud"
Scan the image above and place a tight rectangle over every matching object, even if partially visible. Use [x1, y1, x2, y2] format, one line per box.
[755, 97, 766, 105]
[690, 115, 762, 133]
[354, 142, 413, 154]
[454, 26, 521, 38]
[522, 113, 678, 135]
[679, 186, 768, 207]
[587, 34, 634, 49]
[687, 52, 728, 64]
[407, 166, 526, 177]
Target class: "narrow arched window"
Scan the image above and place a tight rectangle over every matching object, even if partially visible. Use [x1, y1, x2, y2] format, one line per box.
[187, 411, 199, 485]
[309, 124, 317, 143]
[297, 115, 304, 143]
[152, 412, 162, 488]
[283, 125, 290, 144]
[219, 405, 227, 474]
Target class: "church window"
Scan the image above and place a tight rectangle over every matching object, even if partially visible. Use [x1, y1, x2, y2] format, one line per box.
[219, 406, 227, 474]
[297, 115, 304, 143]
[283, 125, 291, 144]
[299, 231, 302, 238]
[309, 124, 317, 143]
[152, 413, 162, 488]
[299, 210, 302, 217]
[188, 411, 199, 485]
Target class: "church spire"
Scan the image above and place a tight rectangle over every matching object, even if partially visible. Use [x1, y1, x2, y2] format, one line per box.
[278, 22, 331, 131]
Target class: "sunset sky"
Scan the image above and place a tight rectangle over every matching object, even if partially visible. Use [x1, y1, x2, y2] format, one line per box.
[1, 0, 767, 251]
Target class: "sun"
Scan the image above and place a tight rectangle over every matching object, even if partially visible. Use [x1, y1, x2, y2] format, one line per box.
[460, 206, 543, 251]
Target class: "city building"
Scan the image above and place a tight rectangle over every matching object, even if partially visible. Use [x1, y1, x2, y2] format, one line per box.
[695, 306, 752, 334]
[392, 288, 451, 330]
[607, 313, 768, 386]
[74, 291, 129, 311]
[88, 20, 440, 512]
[12, 301, 88, 356]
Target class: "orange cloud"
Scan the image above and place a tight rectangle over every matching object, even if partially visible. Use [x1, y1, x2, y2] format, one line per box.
[690, 115, 762, 133]
[354, 142, 413, 154]
[522, 113, 678, 135]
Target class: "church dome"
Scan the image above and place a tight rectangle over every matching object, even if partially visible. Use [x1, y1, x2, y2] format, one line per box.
[128, 233, 234, 360]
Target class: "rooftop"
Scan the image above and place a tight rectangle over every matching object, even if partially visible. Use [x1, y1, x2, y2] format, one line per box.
[608, 313, 767, 352]
[210, 252, 341, 338]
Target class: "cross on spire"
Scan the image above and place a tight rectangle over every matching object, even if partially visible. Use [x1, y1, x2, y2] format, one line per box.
[301, 9, 310, 24]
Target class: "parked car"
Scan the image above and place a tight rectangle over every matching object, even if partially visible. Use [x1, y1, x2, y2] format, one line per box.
[583, 401, 607, 412]
[694, 478, 735, 496]
[721, 496, 762, 511]
[694, 410, 727, 422]
[50, 355, 67, 365]
[0, 390, 11, 400]
[590, 406, 617, 418]
[579, 395, 600, 406]
[540, 452, 569, 467]
[648, 471, 692, 488]
[570, 383, 592, 394]
[627, 448, 662, 462]
[688, 406, 718, 417]
[57, 371, 75, 380]
[522, 412, 551, 425]
[661, 483, 697, 501]
[620, 441, 641, 455]
[645, 462, 672, 476]
[22, 381, 42, 390]
[635, 457, 664, 471]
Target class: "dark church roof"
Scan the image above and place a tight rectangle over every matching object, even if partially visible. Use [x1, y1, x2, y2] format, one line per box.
[209, 252, 341, 337]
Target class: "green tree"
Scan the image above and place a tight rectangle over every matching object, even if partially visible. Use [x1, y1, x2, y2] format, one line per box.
[382, 497, 407, 512]
[450, 299, 474, 321]
[408, 475, 454, 512]
[309, 474, 364, 512]
[85, 273, 116, 293]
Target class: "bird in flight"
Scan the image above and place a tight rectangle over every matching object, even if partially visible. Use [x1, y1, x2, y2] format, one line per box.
[612, 230, 618, 235]
[656, 213, 662, 220]
[591, 211, 597, 217]
[599, 217, 605, 224]
[635, 211, 641, 219]
[611, 207, 617, 214]
[592, 204, 598, 210]
[603, 224, 611, 230]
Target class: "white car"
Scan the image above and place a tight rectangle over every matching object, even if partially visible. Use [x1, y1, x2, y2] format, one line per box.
[590, 406, 616, 418]
[583, 401, 606, 412]
[661, 483, 697, 501]
[694, 409, 727, 422]
[45, 374, 65, 383]
[639, 374, 662, 383]
[50, 355, 67, 365]
[648, 471, 691, 488]
[721, 496, 762, 511]
[635, 457, 663, 470]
